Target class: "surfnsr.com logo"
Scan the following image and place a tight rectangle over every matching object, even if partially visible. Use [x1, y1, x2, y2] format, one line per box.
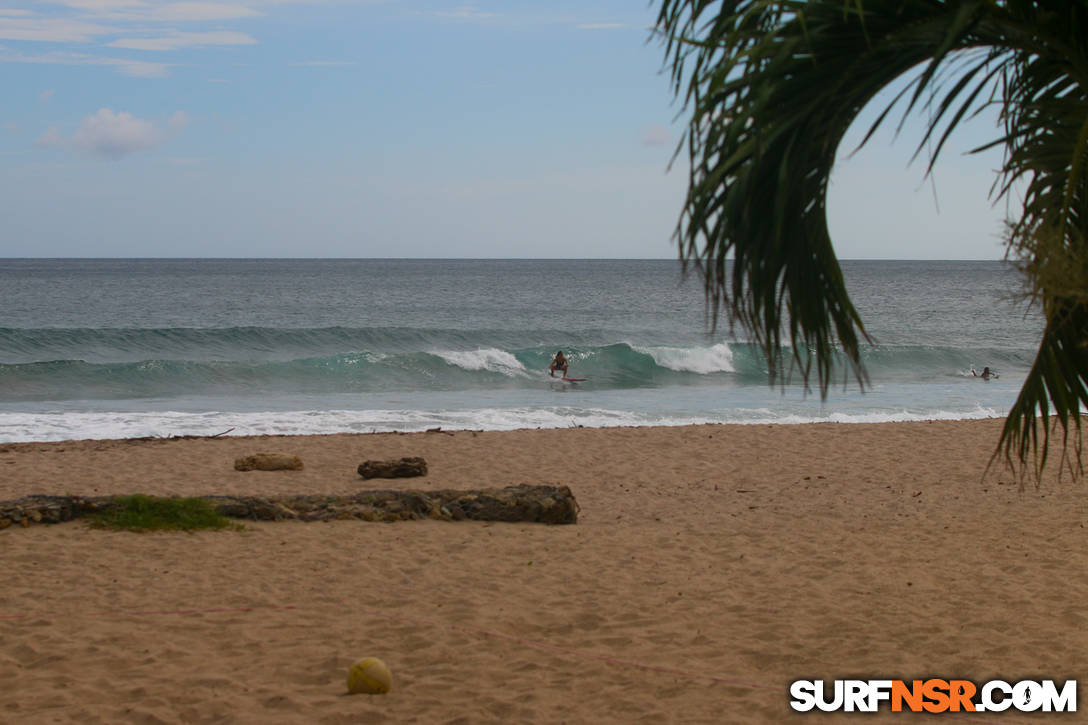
[789, 679, 1077, 713]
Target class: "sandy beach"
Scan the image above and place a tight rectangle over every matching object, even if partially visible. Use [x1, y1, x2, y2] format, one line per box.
[2, 419, 1086, 723]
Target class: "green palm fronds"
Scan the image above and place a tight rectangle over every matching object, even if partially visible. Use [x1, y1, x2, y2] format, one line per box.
[656, 0, 1088, 475]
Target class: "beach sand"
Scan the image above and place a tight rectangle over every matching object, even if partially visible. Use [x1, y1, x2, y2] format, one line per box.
[2, 419, 1086, 723]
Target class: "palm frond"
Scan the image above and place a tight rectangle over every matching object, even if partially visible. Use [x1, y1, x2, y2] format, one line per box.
[656, 0, 1088, 475]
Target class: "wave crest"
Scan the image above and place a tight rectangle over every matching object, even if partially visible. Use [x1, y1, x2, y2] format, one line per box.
[633, 343, 735, 374]
[433, 348, 528, 376]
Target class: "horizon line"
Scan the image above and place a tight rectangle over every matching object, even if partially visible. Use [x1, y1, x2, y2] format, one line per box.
[0, 256, 1009, 262]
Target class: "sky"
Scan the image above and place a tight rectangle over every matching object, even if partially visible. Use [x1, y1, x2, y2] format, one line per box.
[1, 0, 1013, 259]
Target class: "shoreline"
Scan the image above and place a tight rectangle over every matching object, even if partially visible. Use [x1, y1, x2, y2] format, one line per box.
[4, 418, 1086, 723]
[0, 408, 1015, 447]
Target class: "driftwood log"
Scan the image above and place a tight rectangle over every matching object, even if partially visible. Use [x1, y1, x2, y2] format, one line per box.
[357, 456, 427, 479]
[0, 485, 577, 529]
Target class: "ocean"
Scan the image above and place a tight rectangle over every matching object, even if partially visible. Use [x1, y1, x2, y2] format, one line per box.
[0, 258, 1043, 443]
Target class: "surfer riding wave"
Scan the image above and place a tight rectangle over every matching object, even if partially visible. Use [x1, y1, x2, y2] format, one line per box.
[549, 351, 569, 377]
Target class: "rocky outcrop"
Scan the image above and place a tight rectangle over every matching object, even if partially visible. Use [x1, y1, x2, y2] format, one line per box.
[357, 457, 427, 479]
[234, 453, 304, 471]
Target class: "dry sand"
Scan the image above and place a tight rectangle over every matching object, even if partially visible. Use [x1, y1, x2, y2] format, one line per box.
[2, 419, 1086, 723]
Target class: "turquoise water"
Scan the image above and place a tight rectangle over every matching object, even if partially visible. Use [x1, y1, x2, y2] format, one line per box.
[0, 259, 1043, 441]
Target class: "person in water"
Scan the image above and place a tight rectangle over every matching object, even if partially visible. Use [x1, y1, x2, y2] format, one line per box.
[549, 350, 569, 377]
[972, 366, 996, 380]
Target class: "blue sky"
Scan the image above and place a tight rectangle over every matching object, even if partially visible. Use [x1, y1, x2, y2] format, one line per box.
[1, 1, 1010, 259]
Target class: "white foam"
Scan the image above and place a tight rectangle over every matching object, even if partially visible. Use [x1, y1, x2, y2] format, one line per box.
[433, 348, 528, 376]
[0, 408, 648, 441]
[0, 404, 1010, 442]
[634, 342, 735, 374]
[734, 406, 1006, 426]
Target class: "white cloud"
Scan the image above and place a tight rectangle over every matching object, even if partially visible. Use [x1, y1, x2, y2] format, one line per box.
[74, 2, 262, 22]
[34, 126, 64, 149]
[2, 2, 262, 76]
[0, 17, 117, 42]
[418, 5, 498, 22]
[44, 0, 259, 20]
[73, 109, 161, 157]
[642, 124, 669, 147]
[108, 57, 170, 76]
[151, 3, 260, 22]
[0, 48, 171, 77]
[0, 1, 392, 77]
[167, 110, 189, 131]
[289, 60, 356, 67]
[37, 108, 187, 159]
[46, 0, 148, 11]
[108, 29, 256, 50]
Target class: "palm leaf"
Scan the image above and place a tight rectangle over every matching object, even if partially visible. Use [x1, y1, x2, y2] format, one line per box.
[656, 0, 1088, 475]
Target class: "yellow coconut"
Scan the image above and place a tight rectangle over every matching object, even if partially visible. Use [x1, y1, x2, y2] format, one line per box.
[346, 657, 392, 695]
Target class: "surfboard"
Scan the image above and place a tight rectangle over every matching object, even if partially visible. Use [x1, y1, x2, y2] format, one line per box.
[561, 377, 586, 382]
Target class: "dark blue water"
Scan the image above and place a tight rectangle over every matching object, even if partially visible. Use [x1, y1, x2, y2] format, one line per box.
[0, 259, 1043, 441]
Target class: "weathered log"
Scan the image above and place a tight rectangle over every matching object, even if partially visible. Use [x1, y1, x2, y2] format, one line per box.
[0, 485, 577, 528]
[357, 456, 427, 479]
[234, 453, 304, 471]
